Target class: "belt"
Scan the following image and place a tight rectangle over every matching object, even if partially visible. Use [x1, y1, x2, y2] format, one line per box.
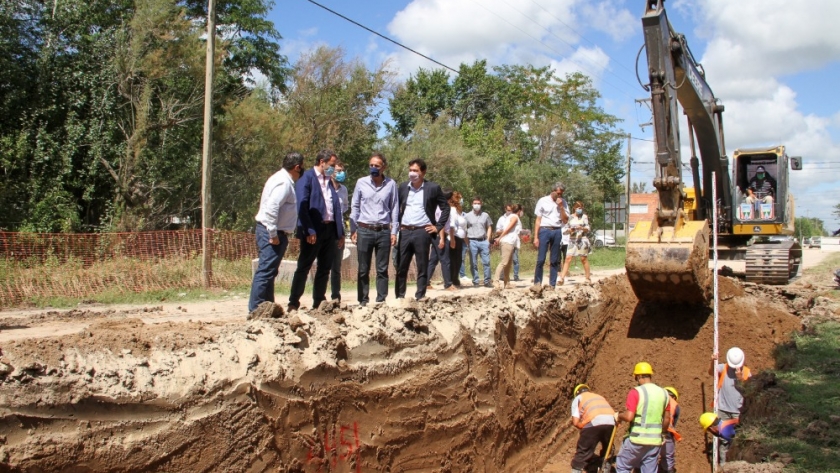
[541, 226, 563, 230]
[323, 220, 335, 225]
[400, 225, 426, 231]
[358, 222, 390, 231]
[470, 236, 486, 241]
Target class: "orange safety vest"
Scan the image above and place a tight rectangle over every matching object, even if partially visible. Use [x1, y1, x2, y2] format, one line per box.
[666, 397, 682, 441]
[576, 392, 615, 428]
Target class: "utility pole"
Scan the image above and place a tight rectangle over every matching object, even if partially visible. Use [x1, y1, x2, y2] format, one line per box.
[201, 0, 216, 288]
[625, 133, 632, 238]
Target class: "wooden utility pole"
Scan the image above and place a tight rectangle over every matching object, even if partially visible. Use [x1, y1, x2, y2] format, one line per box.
[625, 133, 632, 237]
[201, 0, 216, 287]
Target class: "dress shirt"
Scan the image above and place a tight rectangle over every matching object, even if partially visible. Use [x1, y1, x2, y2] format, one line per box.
[435, 207, 450, 233]
[254, 168, 297, 238]
[334, 183, 349, 215]
[534, 194, 569, 228]
[349, 176, 399, 234]
[464, 211, 492, 239]
[314, 167, 335, 222]
[401, 182, 432, 226]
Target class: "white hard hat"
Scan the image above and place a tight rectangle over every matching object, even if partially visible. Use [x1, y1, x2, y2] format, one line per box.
[726, 347, 745, 369]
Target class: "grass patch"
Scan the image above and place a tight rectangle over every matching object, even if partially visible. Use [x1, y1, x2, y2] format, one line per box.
[738, 321, 840, 472]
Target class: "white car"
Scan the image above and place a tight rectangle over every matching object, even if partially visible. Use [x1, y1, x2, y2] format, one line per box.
[592, 232, 615, 248]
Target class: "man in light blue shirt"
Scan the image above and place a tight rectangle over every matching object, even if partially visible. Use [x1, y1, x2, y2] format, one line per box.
[249, 152, 305, 313]
[349, 153, 399, 305]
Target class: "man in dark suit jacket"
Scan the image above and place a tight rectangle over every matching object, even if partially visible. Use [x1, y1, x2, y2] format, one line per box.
[288, 150, 345, 310]
[396, 158, 450, 300]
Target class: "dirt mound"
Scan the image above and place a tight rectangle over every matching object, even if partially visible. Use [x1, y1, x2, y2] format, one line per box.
[0, 275, 805, 472]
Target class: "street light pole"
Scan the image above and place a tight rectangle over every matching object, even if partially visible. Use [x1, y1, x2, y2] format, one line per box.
[201, 0, 216, 287]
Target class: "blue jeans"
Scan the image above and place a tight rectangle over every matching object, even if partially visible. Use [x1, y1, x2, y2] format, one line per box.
[534, 227, 563, 285]
[468, 239, 491, 285]
[513, 247, 520, 280]
[248, 224, 289, 312]
[459, 244, 467, 278]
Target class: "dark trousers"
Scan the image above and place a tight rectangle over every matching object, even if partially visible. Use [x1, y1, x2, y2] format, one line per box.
[427, 236, 452, 288]
[449, 237, 464, 287]
[330, 240, 343, 301]
[356, 227, 392, 304]
[534, 227, 564, 285]
[288, 223, 337, 309]
[396, 228, 432, 299]
[572, 424, 614, 471]
[248, 224, 289, 312]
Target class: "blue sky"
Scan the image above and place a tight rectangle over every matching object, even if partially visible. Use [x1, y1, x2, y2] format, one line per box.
[267, 0, 840, 232]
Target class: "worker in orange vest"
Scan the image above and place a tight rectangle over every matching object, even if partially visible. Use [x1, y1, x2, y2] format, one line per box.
[570, 383, 616, 473]
[708, 347, 751, 464]
[660, 387, 682, 473]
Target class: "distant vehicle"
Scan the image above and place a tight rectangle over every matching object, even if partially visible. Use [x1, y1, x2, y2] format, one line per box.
[803, 237, 811, 246]
[592, 232, 615, 248]
[810, 237, 821, 248]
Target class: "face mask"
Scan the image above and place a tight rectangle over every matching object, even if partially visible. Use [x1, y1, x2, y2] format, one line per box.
[473, 204, 481, 212]
[575, 209, 583, 216]
[324, 166, 335, 177]
[459, 198, 464, 205]
[408, 171, 420, 182]
[369, 166, 381, 177]
[505, 210, 512, 216]
[335, 171, 346, 182]
[757, 173, 765, 179]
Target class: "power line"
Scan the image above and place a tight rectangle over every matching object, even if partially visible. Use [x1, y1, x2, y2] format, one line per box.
[305, 0, 459, 74]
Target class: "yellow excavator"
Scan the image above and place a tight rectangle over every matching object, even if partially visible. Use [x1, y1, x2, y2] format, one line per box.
[626, 0, 803, 304]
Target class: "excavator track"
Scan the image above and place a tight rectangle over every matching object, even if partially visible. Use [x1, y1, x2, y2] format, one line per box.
[745, 240, 802, 284]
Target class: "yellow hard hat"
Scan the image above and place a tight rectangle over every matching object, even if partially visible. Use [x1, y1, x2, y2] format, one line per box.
[574, 384, 590, 397]
[664, 387, 679, 400]
[699, 412, 719, 431]
[633, 362, 654, 376]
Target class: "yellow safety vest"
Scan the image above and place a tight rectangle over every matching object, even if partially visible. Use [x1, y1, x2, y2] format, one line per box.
[628, 383, 668, 446]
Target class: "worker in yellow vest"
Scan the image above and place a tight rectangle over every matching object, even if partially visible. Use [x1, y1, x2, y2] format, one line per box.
[570, 383, 616, 473]
[708, 347, 752, 464]
[660, 387, 682, 473]
[614, 362, 671, 473]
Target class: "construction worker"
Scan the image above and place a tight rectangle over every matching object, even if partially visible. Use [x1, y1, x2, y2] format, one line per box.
[570, 383, 616, 473]
[614, 362, 671, 473]
[699, 412, 739, 464]
[708, 347, 752, 463]
[660, 387, 682, 473]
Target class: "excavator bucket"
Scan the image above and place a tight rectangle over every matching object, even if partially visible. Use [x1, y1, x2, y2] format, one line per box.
[625, 219, 711, 304]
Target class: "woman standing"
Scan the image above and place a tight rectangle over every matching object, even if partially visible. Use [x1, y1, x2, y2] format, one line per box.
[558, 201, 591, 285]
[493, 204, 522, 289]
[448, 192, 467, 288]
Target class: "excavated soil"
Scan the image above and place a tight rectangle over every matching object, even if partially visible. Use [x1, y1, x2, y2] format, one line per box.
[0, 273, 828, 472]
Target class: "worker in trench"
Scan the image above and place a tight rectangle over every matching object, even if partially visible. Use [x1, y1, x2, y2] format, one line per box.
[613, 362, 672, 473]
[659, 387, 682, 473]
[709, 347, 751, 464]
[569, 383, 616, 473]
[698, 412, 738, 464]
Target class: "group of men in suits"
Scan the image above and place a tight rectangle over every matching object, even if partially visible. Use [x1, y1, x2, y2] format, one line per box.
[249, 151, 450, 313]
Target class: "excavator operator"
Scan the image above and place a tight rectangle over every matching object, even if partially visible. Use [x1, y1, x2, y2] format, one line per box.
[745, 165, 776, 205]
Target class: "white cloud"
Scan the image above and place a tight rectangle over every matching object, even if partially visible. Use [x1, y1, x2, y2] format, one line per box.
[579, 1, 636, 42]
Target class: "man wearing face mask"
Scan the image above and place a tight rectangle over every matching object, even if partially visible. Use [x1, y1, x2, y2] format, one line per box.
[249, 152, 305, 314]
[288, 150, 345, 311]
[533, 182, 569, 288]
[745, 165, 776, 207]
[396, 158, 450, 301]
[464, 197, 494, 288]
[350, 153, 399, 306]
[329, 160, 350, 303]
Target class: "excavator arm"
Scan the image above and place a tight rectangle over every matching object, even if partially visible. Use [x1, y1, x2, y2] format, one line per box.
[626, 0, 731, 303]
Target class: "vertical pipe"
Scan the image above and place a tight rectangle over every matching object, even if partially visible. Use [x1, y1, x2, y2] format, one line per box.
[201, 0, 216, 287]
[712, 170, 720, 472]
[626, 133, 632, 238]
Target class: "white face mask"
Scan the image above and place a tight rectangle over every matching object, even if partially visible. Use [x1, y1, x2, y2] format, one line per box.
[505, 210, 512, 216]
[408, 171, 420, 182]
[472, 204, 481, 212]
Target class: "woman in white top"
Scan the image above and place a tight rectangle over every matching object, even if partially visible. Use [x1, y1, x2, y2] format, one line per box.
[558, 201, 591, 285]
[448, 191, 468, 288]
[493, 203, 522, 289]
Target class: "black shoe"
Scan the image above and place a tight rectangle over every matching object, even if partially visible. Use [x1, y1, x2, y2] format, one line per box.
[513, 277, 521, 282]
[483, 282, 493, 288]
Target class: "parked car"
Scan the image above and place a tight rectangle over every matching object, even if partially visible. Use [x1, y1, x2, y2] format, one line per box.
[592, 232, 615, 248]
[810, 237, 821, 248]
[803, 237, 811, 246]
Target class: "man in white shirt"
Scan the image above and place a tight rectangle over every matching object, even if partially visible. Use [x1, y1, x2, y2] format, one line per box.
[533, 182, 569, 287]
[249, 152, 305, 313]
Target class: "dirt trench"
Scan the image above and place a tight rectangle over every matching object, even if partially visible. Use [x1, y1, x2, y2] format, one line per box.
[0, 276, 806, 472]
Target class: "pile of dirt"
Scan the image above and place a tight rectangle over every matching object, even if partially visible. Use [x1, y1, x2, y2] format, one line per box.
[0, 275, 808, 472]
